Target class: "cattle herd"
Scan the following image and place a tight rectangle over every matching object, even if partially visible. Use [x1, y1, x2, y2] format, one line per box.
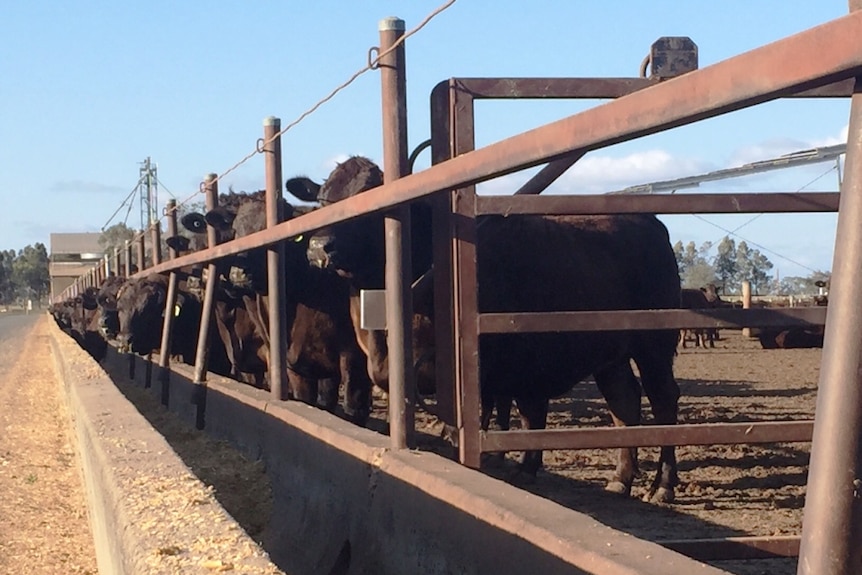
[49, 155, 826, 506]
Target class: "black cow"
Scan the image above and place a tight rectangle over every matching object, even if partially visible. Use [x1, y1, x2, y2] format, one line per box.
[199, 190, 373, 423]
[62, 287, 109, 362]
[287, 156, 682, 503]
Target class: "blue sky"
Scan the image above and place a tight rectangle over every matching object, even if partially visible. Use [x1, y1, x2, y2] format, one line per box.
[0, 1, 851, 277]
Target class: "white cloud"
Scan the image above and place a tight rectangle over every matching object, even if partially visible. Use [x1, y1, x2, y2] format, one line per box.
[49, 180, 126, 195]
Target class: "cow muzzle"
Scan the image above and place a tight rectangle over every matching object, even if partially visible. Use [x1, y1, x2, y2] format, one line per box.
[307, 235, 336, 270]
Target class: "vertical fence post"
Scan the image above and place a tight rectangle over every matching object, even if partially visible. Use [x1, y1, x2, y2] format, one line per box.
[379, 16, 414, 449]
[192, 174, 220, 429]
[263, 117, 288, 401]
[136, 234, 147, 272]
[741, 280, 752, 337]
[157, 199, 180, 407]
[449, 83, 482, 469]
[151, 221, 162, 266]
[797, 62, 862, 575]
[429, 82, 457, 444]
[125, 240, 132, 277]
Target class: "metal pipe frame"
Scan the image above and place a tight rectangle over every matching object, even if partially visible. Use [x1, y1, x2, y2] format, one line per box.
[798, 3, 862, 572]
[380, 17, 415, 449]
[124, 240, 132, 277]
[151, 221, 162, 266]
[264, 117, 288, 401]
[136, 234, 146, 272]
[129, 11, 862, 281]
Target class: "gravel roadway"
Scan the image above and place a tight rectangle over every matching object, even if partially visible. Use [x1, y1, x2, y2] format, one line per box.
[0, 311, 98, 574]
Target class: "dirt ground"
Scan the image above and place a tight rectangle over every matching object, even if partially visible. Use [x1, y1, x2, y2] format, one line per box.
[436, 329, 818, 575]
[0, 316, 98, 574]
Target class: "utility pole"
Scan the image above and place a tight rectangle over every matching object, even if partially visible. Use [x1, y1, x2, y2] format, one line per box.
[138, 157, 159, 230]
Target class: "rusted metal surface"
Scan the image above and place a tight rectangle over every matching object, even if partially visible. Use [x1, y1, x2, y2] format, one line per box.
[124, 240, 132, 277]
[481, 420, 814, 452]
[157, 199, 179, 407]
[512, 152, 587, 196]
[264, 117, 287, 402]
[429, 81, 457, 433]
[478, 307, 827, 334]
[797, 55, 862, 575]
[380, 17, 415, 449]
[448, 87, 483, 469]
[191, 174, 220, 430]
[648, 37, 698, 79]
[476, 191, 840, 215]
[663, 535, 800, 561]
[133, 12, 862, 281]
[150, 222, 162, 266]
[136, 235, 146, 272]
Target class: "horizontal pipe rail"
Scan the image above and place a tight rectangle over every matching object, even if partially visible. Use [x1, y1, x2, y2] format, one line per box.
[480, 420, 814, 452]
[662, 535, 800, 561]
[476, 191, 840, 216]
[479, 307, 827, 334]
[132, 11, 862, 281]
[455, 77, 856, 99]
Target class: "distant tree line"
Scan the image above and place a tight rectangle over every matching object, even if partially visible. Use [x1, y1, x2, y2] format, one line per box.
[0, 244, 50, 305]
[674, 236, 830, 296]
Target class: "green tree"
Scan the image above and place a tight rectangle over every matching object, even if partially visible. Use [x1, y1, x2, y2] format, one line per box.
[713, 236, 737, 292]
[11, 243, 50, 301]
[674, 240, 716, 288]
[99, 223, 137, 255]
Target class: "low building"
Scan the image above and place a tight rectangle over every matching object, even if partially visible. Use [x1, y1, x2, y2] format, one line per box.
[49, 233, 104, 300]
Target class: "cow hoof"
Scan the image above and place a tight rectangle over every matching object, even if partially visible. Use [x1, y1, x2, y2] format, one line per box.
[604, 481, 631, 496]
[643, 487, 675, 504]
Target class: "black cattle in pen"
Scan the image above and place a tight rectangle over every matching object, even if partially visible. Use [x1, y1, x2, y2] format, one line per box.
[195, 190, 373, 423]
[287, 155, 683, 504]
[55, 287, 108, 362]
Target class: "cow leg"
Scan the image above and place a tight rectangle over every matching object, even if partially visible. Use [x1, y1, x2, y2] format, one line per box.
[340, 351, 372, 426]
[633, 342, 680, 504]
[481, 394, 512, 468]
[513, 397, 549, 478]
[594, 362, 642, 497]
[317, 378, 339, 412]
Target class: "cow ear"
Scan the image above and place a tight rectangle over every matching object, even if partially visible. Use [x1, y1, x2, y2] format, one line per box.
[285, 177, 321, 202]
[205, 207, 235, 230]
[181, 213, 208, 234]
[166, 236, 190, 252]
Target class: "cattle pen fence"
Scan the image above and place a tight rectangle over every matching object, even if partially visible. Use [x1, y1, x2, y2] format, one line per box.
[55, 7, 862, 575]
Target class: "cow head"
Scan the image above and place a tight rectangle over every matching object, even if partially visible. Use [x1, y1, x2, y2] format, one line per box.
[115, 275, 168, 354]
[286, 156, 386, 288]
[96, 275, 127, 339]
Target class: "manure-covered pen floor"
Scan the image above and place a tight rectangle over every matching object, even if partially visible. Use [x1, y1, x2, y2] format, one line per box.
[401, 329, 816, 575]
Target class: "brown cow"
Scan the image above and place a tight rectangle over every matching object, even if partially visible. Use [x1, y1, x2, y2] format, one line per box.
[679, 288, 715, 349]
[286, 156, 682, 503]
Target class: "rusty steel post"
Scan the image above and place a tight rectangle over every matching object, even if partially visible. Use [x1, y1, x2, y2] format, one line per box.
[157, 199, 180, 407]
[192, 173, 220, 429]
[741, 281, 752, 337]
[380, 16, 415, 449]
[797, 67, 862, 575]
[151, 221, 162, 266]
[449, 83, 482, 468]
[429, 81, 457, 438]
[263, 116, 288, 401]
[125, 240, 132, 277]
[136, 234, 146, 272]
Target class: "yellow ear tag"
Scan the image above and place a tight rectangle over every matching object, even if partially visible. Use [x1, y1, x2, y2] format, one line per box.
[293, 234, 304, 243]
[174, 304, 181, 317]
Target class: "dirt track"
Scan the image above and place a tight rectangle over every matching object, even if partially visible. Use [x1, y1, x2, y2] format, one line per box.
[0, 313, 98, 574]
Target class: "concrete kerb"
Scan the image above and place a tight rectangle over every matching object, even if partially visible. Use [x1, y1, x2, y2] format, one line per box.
[49, 324, 284, 575]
